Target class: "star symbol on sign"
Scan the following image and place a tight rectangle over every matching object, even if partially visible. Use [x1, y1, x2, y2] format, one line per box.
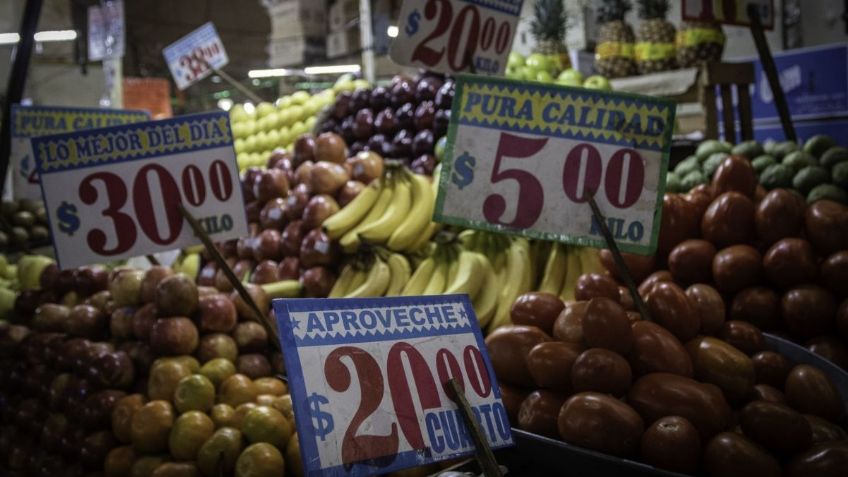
[459, 309, 468, 321]
[291, 317, 301, 330]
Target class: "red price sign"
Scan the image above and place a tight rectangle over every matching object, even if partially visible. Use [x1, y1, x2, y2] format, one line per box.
[682, 0, 774, 29]
[163, 22, 229, 90]
[390, 0, 522, 75]
[276, 296, 513, 477]
[33, 112, 247, 269]
[435, 76, 675, 255]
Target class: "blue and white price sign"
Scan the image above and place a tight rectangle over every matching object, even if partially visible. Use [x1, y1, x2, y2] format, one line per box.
[390, 0, 523, 75]
[275, 295, 514, 477]
[163, 22, 228, 90]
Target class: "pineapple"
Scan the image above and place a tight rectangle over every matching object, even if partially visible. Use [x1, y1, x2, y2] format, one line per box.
[635, 0, 676, 74]
[530, 0, 570, 75]
[676, 21, 725, 67]
[595, 0, 637, 78]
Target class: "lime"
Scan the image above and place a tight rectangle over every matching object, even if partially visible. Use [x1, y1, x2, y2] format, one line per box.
[174, 374, 215, 413]
[241, 406, 292, 449]
[211, 403, 236, 429]
[219, 374, 257, 407]
[235, 443, 285, 477]
[169, 411, 215, 460]
[199, 358, 236, 388]
[198, 427, 244, 476]
[253, 378, 287, 396]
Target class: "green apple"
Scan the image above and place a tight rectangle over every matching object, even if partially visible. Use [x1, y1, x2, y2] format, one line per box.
[583, 75, 612, 91]
[245, 135, 258, 153]
[525, 53, 551, 73]
[507, 52, 525, 69]
[0, 288, 15, 320]
[506, 66, 525, 80]
[435, 136, 447, 162]
[230, 105, 247, 123]
[535, 70, 554, 83]
[305, 116, 317, 130]
[17, 255, 53, 290]
[288, 105, 304, 123]
[353, 79, 371, 90]
[244, 120, 257, 137]
[266, 129, 281, 149]
[265, 113, 280, 131]
[277, 96, 292, 109]
[291, 91, 310, 105]
[557, 69, 585, 85]
[279, 127, 291, 146]
[237, 153, 250, 171]
[234, 138, 246, 154]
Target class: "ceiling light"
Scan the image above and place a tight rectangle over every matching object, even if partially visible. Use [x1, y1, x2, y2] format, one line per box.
[248, 68, 297, 78]
[0, 33, 20, 45]
[34, 30, 77, 42]
[0, 30, 78, 45]
[303, 64, 361, 75]
[387, 26, 399, 38]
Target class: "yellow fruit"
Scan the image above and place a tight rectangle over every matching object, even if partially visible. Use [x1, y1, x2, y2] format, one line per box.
[112, 394, 146, 443]
[219, 374, 257, 407]
[211, 403, 236, 428]
[241, 406, 292, 448]
[253, 377, 287, 396]
[131, 400, 175, 453]
[197, 427, 244, 476]
[233, 403, 259, 429]
[104, 446, 136, 477]
[235, 443, 286, 477]
[199, 358, 236, 388]
[131, 455, 168, 477]
[174, 374, 215, 413]
[169, 411, 215, 460]
[147, 361, 191, 402]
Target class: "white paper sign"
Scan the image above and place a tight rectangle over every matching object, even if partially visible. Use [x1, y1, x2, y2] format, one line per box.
[390, 0, 523, 75]
[32, 111, 247, 269]
[163, 22, 229, 90]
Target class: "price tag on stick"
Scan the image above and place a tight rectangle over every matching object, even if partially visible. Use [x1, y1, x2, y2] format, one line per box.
[434, 76, 675, 255]
[274, 295, 514, 477]
[163, 22, 229, 90]
[32, 111, 248, 269]
[390, 0, 523, 75]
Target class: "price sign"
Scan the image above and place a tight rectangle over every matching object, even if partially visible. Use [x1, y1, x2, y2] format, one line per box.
[390, 0, 523, 75]
[32, 111, 247, 269]
[434, 76, 675, 255]
[275, 295, 514, 477]
[11, 105, 149, 200]
[163, 22, 228, 90]
[682, 0, 774, 29]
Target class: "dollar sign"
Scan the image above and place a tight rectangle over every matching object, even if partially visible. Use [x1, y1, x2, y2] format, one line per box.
[307, 392, 334, 441]
[406, 10, 420, 36]
[56, 201, 80, 236]
[451, 152, 476, 190]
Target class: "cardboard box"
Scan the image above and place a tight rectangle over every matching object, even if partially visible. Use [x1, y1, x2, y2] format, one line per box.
[329, 0, 359, 32]
[327, 29, 360, 59]
[268, 36, 326, 67]
[267, 0, 327, 38]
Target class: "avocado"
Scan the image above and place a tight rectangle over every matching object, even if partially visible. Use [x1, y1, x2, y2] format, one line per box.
[833, 161, 848, 189]
[681, 170, 707, 191]
[696, 139, 732, 162]
[803, 134, 837, 158]
[702, 153, 728, 179]
[665, 172, 682, 193]
[760, 163, 794, 189]
[772, 141, 800, 159]
[782, 151, 818, 174]
[807, 183, 848, 205]
[751, 155, 777, 175]
[792, 166, 831, 195]
[820, 146, 848, 169]
[674, 156, 700, 177]
[731, 140, 765, 159]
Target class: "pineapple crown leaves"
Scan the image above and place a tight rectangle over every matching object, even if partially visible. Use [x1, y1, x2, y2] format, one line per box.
[637, 0, 669, 20]
[597, 0, 632, 23]
[531, 0, 568, 43]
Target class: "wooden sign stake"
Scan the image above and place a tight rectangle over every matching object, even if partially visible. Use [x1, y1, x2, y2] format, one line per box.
[447, 378, 503, 477]
[178, 203, 281, 351]
[747, 4, 796, 142]
[587, 195, 653, 322]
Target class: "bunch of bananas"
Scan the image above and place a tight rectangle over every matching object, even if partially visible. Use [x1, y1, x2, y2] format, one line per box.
[535, 241, 605, 302]
[322, 166, 441, 254]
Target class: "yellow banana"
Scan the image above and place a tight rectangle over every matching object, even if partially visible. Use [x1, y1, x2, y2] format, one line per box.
[385, 253, 412, 296]
[577, 247, 604, 275]
[444, 250, 485, 299]
[358, 175, 412, 243]
[559, 247, 583, 302]
[472, 253, 498, 328]
[344, 257, 391, 298]
[323, 180, 381, 239]
[404, 222, 441, 253]
[261, 279, 303, 299]
[339, 179, 394, 253]
[387, 172, 434, 251]
[538, 243, 568, 295]
[489, 238, 530, 332]
[329, 264, 356, 298]
[401, 257, 436, 295]
[422, 259, 449, 295]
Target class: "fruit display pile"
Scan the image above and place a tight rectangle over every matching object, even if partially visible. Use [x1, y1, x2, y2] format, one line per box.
[0, 199, 50, 251]
[315, 73, 453, 175]
[0, 256, 306, 477]
[668, 135, 848, 205]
